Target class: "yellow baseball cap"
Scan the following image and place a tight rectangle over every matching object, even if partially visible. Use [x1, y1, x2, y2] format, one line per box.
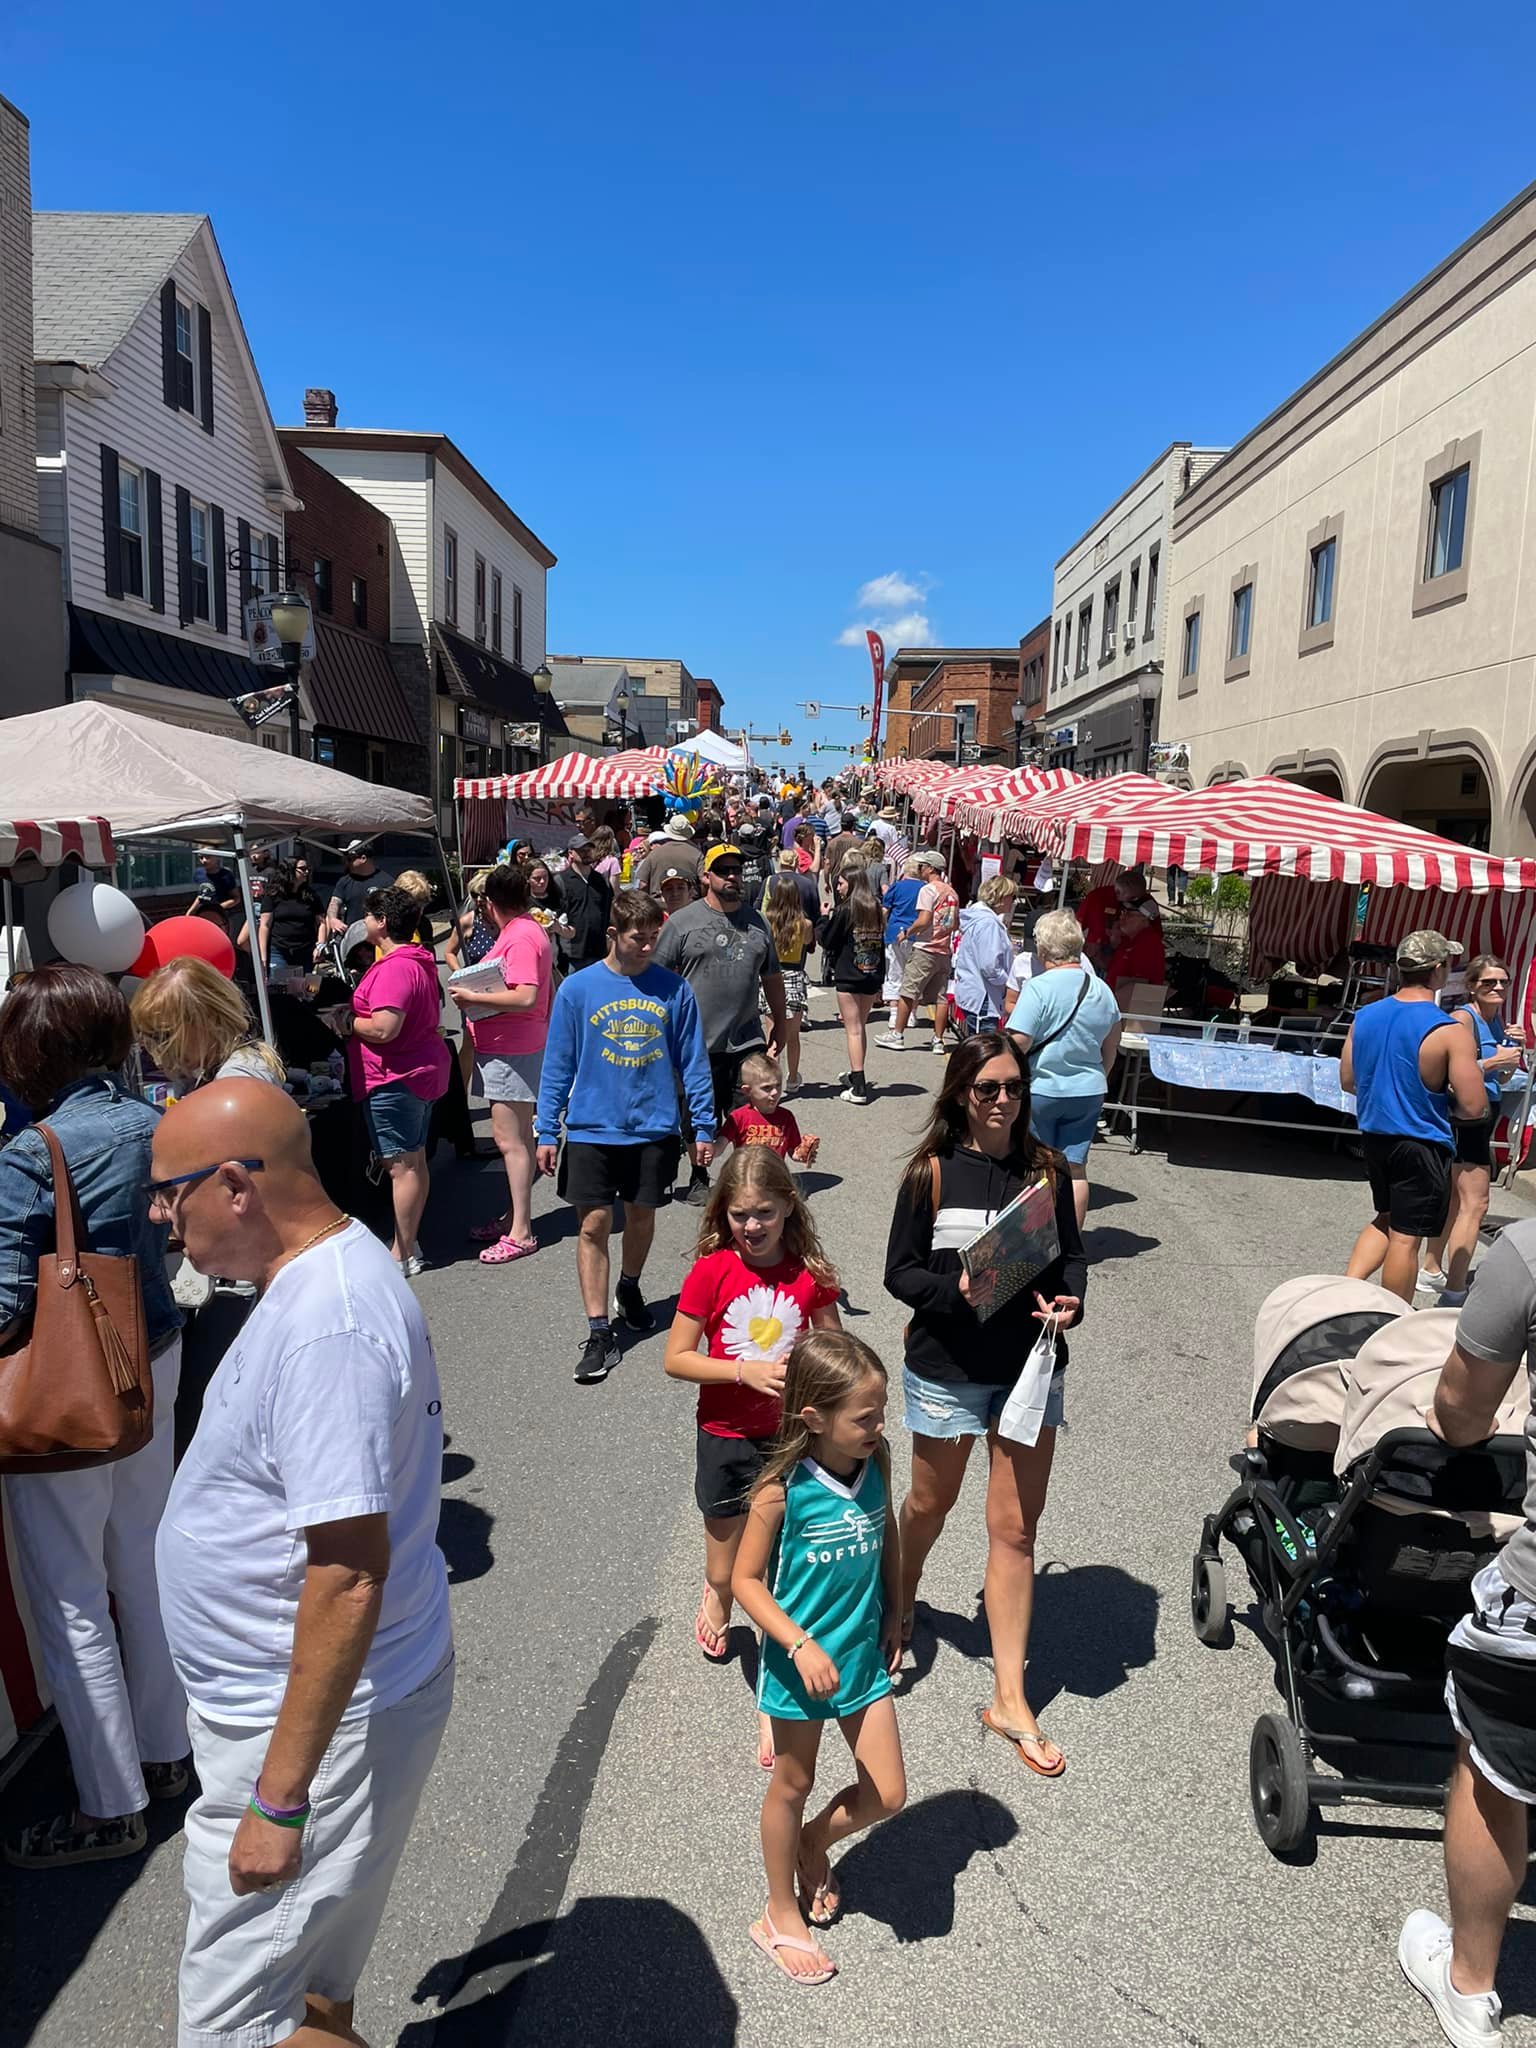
[703, 843, 744, 873]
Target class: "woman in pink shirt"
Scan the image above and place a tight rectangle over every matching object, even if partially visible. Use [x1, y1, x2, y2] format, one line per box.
[448, 863, 553, 1264]
[331, 884, 451, 1277]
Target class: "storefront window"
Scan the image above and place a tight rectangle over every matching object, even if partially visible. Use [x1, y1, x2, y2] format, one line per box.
[119, 838, 199, 897]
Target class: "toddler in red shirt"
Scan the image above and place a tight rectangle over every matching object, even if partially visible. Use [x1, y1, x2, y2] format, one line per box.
[718, 1052, 819, 1166]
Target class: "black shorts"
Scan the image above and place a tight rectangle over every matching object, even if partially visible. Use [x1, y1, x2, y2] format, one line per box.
[1361, 1131, 1453, 1237]
[560, 1138, 681, 1210]
[695, 1428, 773, 1520]
[1453, 1115, 1497, 1169]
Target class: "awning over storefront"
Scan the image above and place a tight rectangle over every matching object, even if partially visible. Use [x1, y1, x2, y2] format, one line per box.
[431, 623, 569, 741]
[307, 620, 418, 745]
[68, 605, 267, 704]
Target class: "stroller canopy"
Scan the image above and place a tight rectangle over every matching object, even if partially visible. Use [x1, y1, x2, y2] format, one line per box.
[1335, 1308, 1532, 1476]
[1250, 1275, 1409, 1450]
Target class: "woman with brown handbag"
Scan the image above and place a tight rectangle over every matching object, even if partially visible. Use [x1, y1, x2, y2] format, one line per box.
[0, 965, 187, 1870]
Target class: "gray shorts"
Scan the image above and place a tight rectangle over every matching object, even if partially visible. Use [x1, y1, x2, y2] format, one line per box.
[474, 1050, 543, 1105]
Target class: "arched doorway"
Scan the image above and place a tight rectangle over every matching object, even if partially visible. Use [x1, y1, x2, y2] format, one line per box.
[1266, 748, 1350, 803]
[1361, 751, 1493, 850]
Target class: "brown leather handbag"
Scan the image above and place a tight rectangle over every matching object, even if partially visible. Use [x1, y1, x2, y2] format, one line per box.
[0, 1123, 152, 1473]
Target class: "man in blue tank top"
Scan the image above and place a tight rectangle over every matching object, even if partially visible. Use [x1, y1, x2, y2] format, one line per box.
[1340, 930, 1488, 1301]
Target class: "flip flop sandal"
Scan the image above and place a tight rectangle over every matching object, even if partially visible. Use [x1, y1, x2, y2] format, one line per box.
[797, 1856, 840, 1926]
[468, 1219, 508, 1243]
[695, 1590, 729, 1662]
[749, 1909, 836, 1987]
[758, 1722, 776, 1771]
[980, 1707, 1066, 1777]
[478, 1235, 538, 1265]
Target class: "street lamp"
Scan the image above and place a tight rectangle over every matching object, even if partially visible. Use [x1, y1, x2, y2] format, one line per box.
[1011, 697, 1027, 768]
[529, 660, 554, 763]
[613, 682, 630, 750]
[269, 590, 312, 758]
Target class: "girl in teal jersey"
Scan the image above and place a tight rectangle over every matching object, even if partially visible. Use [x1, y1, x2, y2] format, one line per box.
[733, 1331, 906, 1986]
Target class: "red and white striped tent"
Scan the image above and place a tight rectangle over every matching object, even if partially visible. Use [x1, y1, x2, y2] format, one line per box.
[992, 771, 1187, 848]
[0, 817, 115, 875]
[454, 748, 669, 803]
[873, 758, 955, 795]
[951, 767, 1085, 836]
[911, 766, 1018, 823]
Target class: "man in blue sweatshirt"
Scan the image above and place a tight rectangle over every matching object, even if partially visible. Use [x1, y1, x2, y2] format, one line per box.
[536, 891, 715, 1384]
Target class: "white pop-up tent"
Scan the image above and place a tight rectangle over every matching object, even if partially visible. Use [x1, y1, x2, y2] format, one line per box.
[0, 699, 438, 1043]
[669, 729, 749, 771]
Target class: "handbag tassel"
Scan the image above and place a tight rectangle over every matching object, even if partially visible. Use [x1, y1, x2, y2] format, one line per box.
[83, 1277, 138, 1397]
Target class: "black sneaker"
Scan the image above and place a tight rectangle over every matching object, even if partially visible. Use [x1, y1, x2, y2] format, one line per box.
[575, 1329, 621, 1384]
[684, 1171, 712, 1208]
[613, 1279, 655, 1333]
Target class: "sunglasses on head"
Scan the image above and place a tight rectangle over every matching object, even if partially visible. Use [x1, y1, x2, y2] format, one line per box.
[970, 1078, 1025, 1103]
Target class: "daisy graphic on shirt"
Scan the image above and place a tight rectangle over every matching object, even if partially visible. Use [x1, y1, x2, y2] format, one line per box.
[719, 1284, 803, 1365]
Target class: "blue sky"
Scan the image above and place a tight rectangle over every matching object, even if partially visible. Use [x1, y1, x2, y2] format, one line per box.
[6, 2, 1536, 757]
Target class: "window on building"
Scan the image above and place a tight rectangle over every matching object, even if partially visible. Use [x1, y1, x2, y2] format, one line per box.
[474, 554, 487, 643]
[513, 585, 524, 665]
[443, 528, 459, 624]
[1426, 466, 1470, 581]
[1308, 538, 1336, 628]
[491, 569, 503, 653]
[118, 462, 146, 597]
[1145, 546, 1160, 639]
[1051, 621, 1061, 689]
[367, 743, 386, 783]
[351, 575, 368, 629]
[1101, 580, 1119, 659]
[173, 298, 196, 413]
[312, 556, 333, 615]
[314, 734, 336, 767]
[1181, 609, 1201, 678]
[187, 500, 211, 621]
[1060, 614, 1072, 685]
[246, 531, 279, 596]
[1128, 559, 1140, 628]
[1230, 582, 1253, 660]
[954, 701, 977, 747]
[1075, 603, 1091, 677]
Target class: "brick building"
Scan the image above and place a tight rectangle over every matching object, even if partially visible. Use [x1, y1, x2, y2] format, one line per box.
[695, 675, 724, 731]
[1015, 616, 1050, 757]
[883, 646, 1024, 763]
[282, 444, 425, 792]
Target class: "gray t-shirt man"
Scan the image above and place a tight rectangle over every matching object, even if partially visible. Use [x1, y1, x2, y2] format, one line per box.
[1454, 1218, 1536, 1601]
[652, 897, 778, 1060]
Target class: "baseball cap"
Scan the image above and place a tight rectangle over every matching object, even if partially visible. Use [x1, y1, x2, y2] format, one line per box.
[1396, 929, 1463, 969]
[913, 847, 944, 869]
[703, 843, 744, 873]
[660, 866, 688, 884]
[567, 835, 595, 854]
[342, 838, 371, 857]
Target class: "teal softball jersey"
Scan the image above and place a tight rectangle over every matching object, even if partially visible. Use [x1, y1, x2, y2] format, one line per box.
[757, 1455, 893, 1722]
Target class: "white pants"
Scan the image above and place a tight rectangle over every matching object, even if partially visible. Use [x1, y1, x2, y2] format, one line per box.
[883, 937, 911, 1003]
[5, 1336, 186, 1818]
[178, 1653, 454, 2047]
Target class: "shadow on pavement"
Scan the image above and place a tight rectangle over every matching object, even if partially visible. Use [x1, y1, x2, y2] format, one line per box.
[1085, 1182, 1136, 1212]
[398, 1893, 738, 2047]
[1028, 1562, 1158, 1712]
[1499, 1897, 1536, 2018]
[437, 1496, 496, 1584]
[829, 1788, 1017, 1942]
[1080, 1225, 1160, 1261]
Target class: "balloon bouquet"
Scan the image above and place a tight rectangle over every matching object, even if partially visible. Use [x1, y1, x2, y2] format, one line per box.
[45, 876, 237, 982]
[658, 753, 721, 826]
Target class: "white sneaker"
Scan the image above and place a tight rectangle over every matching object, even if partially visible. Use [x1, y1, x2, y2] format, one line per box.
[839, 1084, 871, 1106]
[1417, 1268, 1449, 1298]
[1399, 1911, 1503, 2045]
[875, 1031, 906, 1050]
[929, 1038, 946, 1054]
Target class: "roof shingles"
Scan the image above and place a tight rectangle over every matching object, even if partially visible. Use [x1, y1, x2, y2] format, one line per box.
[32, 212, 204, 368]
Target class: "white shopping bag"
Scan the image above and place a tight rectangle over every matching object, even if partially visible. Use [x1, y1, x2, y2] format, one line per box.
[997, 1318, 1059, 1448]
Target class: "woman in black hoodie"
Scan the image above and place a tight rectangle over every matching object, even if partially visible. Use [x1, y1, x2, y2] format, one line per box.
[884, 1031, 1086, 1777]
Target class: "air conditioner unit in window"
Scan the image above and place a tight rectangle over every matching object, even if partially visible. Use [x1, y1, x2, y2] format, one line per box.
[1124, 623, 1136, 648]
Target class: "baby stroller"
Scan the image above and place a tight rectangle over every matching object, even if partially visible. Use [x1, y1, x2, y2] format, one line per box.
[1192, 1280, 1528, 1853]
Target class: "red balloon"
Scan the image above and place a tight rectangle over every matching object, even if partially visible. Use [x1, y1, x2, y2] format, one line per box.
[132, 915, 237, 980]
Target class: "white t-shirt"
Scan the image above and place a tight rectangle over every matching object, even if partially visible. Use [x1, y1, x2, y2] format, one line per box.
[157, 1220, 451, 1724]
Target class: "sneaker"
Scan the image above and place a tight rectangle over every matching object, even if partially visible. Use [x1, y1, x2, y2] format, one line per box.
[1438, 1287, 1470, 1310]
[875, 1031, 907, 1051]
[5, 1810, 148, 1869]
[1399, 1910, 1503, 2044]
[1417, 1267, 1449, 1298]
[575, 1329, 621, 1385]
[400, 1252, 428, 1279]
[143, 1759, 190, 1802]
[839, 1083, 871, 1106]
[613, 1279, 655, 1334]
[929, 1038, 946, 1054]
[684, 1171, 712, 1208]
[782, 1078, 800, 1101]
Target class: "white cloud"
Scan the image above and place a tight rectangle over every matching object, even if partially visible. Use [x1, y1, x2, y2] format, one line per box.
[837, 571, 938, 651]
[855, 571, 929, 611]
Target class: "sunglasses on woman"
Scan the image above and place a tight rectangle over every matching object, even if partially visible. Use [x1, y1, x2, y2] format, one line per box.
[1476, 976, 1510, 990]
[971, 1078, 1026, 1102]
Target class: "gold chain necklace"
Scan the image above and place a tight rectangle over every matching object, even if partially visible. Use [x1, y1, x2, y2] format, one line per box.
[269, 1213, 352, 1283]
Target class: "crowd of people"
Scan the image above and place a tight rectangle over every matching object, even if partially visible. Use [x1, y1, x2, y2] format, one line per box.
[6, 764, 1536, 2045]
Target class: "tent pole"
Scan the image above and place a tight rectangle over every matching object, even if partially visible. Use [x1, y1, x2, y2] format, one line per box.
[2, 877, 15, 992]
[1057, 861, 1069, 908]
[232, 826, 277, 1052]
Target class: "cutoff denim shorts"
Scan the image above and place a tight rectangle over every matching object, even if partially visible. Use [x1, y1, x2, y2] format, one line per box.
[364, 1081, 434, 1159]
[902, 1363, 1065, 1439]
[1028, 1090, 1104, 1166]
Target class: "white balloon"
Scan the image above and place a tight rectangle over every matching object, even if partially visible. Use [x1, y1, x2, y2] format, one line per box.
[46, 880, 145, 974]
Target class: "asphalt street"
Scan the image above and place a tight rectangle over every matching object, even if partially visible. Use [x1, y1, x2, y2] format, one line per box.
[7, 995, 1536, 2048]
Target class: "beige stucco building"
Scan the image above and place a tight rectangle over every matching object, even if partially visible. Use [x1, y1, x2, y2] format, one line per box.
[1165, 179, 1536, 853]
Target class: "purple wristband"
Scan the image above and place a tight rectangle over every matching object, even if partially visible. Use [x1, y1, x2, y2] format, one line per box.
[251, 1782, 310, 1821]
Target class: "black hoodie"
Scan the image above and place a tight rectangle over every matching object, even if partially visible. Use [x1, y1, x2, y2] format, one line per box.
[884, 1143, 1087, 1386]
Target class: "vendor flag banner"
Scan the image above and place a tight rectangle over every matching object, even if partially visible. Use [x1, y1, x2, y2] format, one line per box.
[865, 631, 884, 757]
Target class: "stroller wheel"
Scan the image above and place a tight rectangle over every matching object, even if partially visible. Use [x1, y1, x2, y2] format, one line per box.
[1249, 1712, 1312, 1855]
[1191, 1553, 1230, 1647]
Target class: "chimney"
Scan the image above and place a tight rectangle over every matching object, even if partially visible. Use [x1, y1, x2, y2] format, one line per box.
[304, 387, 338, 429]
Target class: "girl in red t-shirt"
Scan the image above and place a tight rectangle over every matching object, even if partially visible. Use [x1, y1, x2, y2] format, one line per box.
[665, 1147, 842, 1769]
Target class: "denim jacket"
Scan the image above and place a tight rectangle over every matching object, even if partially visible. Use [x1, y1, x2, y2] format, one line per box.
[0, 1074, 181, 1352]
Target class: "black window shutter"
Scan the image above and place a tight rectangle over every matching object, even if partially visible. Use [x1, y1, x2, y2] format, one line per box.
[100, 444, 123, 600]
[210, 505, 228, 631]
[237, 517, 252, 606]
[160, 281, 179, 410]
[175, 486, 193, 625]
[145, 469, 165, 613]
[197, 303, 214, 434]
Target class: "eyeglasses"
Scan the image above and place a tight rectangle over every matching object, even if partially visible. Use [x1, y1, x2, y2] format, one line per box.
[1476, 976, 1510, 989]
[970, 1079, 1025, 1103]
[145, 1158, 264, 1209]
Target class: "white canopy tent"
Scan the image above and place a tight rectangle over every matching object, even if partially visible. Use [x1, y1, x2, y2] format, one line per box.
[669, 729, 749, 771]
[0, 699, 438, 1044]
